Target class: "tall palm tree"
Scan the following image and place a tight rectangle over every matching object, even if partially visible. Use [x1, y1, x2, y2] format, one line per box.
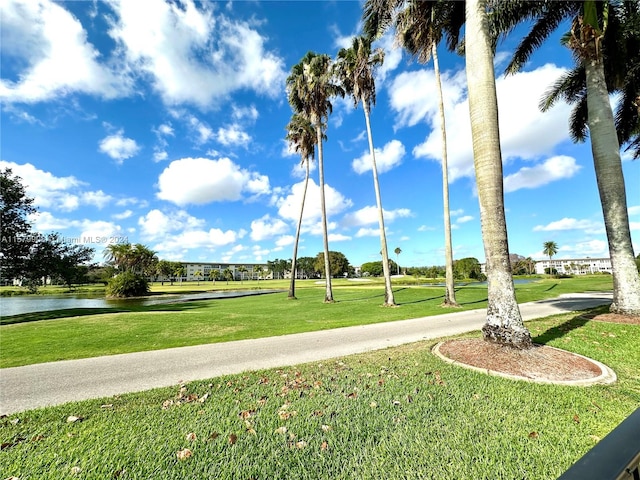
[335, 35, 396, 307]
[364, 0, 531, 347]
[465, 0, 532, 348]
[285, 113, 318, 299]
[543, 240, 558, 276]
[498, 0, 640, 315]
[287, 52, 345, 303]
[364, 0, 461, 307]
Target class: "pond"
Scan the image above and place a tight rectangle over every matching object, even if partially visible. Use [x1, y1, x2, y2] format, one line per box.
[0, 290, 282, 318]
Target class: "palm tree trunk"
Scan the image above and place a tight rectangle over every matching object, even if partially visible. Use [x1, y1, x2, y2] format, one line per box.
[363, 100, 395, 306]
[465, 0, 532, 348]
[585, 51, 640, 315]
[288, 159, 311, 299]
[433, 43, 458, 308]
[316, 123, 334, 303]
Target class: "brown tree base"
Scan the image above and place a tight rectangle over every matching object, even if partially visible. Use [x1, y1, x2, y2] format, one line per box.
[433, 338, 616, 385]
[481, 324, 533, 350]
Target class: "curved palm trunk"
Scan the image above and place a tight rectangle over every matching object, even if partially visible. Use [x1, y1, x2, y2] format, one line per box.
[466, 0, 532, 348]
[585, 50, 640, 315]
[288, 158, 311, 299]
[433, 43, 458, 308]
[316, 123, 334, 303]
[363, 101, 396, 306]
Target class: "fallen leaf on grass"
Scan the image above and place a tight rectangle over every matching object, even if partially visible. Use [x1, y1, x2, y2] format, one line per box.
[573, 414, 581, 424]
[10, 418, 19, 425]
[186, 432, 197, 442]
[321, 425, 331, 432]
[66, 416, 84, 423]
[228, 434, 238, 445]
[274, 426, 288, 435]
[528, 432, 539, 439]
[70, 466, 81, 475]
[294, 440, 307, 449]
[101, 404, 113, 409]
[370, 402, 377, 409]
[321, 441, 329, 451]
[176, 448, 192, 460]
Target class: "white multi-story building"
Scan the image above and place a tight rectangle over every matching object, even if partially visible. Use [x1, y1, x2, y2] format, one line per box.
[159, 262, 271, 282]
[534, 257, 612, 275]
[480, 257, 613, 275]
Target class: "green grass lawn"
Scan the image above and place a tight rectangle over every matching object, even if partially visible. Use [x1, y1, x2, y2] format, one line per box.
[0, 276, 615, 368]
[1, 307, 638, 479]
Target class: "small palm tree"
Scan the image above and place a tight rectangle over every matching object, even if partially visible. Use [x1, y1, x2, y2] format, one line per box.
[194, 269, 202, 286]
[222, 268, 233, 285]
[335, 35, 395, 307]
[238, 265, 248, 284]
[394, 247, 402, 275]
[543, 241, 558, 276]
[287, 52, 344, 303]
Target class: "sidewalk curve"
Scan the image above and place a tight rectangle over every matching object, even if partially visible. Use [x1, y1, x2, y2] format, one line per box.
[0, 292, 612, 415]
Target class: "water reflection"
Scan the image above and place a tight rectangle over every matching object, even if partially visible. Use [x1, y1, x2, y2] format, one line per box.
[0, 290, 281, 317]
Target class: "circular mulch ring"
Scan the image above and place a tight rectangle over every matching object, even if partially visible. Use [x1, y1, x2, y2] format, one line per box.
[433, 338, 616, 386]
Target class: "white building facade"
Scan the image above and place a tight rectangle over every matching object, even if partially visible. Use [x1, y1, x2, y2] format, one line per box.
[535, 257, 612, 275]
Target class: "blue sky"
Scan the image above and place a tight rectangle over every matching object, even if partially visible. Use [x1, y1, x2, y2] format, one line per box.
[1, 0, 638, 269]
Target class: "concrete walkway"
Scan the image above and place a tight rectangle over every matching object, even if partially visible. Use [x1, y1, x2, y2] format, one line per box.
[0, 292, 612, 415]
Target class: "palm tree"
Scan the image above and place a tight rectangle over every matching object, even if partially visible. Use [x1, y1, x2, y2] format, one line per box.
[464, 0, 532, 348]
[287, 52, 345, 303]
[222, 268, 233, 285]
[543, 241, 558, 276]
[497, 1, 640, 315]
[103, 243, 133, 272]
[238, 265, 248, 284]
[254, 265, 264, 281]
[364, 0, 531, 347]
[393, 247, 401, 275]
[193, 269, 202, 286]
[335, 35, 396, 307]
[285, 113, 317, 299]
[364, 0, 461, 307]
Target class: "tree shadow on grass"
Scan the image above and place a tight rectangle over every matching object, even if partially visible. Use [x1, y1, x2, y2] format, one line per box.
[533, 310, 593, 345]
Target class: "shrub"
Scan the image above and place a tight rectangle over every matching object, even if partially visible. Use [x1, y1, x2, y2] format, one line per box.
[106, 272, 149, 297]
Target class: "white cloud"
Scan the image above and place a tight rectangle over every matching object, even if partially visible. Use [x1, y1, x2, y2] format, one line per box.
[456, 215, 474, 224]
[156, 157, 270, 206]
[328, 233, 352, 242]
[250, 214, 289, 241]
[157, 123, 174, 136]
[107, 0, 286, 108]
[503, 156, 581, 192]
[355, 227, 380, 238]
[352, 140, 405, 175]
[113, 210, 133, 220]
[394, 64, 574, 183]
[0, 0, 129, 104]
[138, 209, 205, 239]
[533, 217, 604, 234]
[275, 235, 295, 247]
[99, 130, 140, 163]
[83, 190, 113, 209]
[216, 124, 251, 147]
[232, 104, 259, 122]
[275, 178, 353, 230]
[153, 151, 168, 162]
[342, 205, 412, 227]
[0, 160, 96, 212]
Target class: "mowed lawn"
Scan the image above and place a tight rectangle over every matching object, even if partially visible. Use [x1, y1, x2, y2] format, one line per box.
[0, 276, 616, 368]
[0, 306, 638, 479]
